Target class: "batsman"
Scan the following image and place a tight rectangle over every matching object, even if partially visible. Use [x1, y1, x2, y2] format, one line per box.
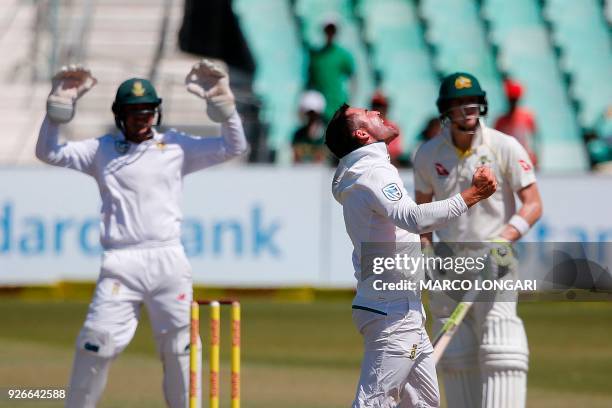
[36, 60, 248, 407]
[414, 72, 543, 407]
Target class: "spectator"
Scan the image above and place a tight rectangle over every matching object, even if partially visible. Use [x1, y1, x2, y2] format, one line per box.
[411, 117, 441, 163]
[586, 105, 612, 173]
[494, 78, 539, 168]
[292, 91, 327, 163]
[421, 117, 442, 141]
[306, 19, 355, 121]
[371, 90, 404, 166]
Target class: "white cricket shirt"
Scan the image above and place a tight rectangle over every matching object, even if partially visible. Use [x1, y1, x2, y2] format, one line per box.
[332, 142, 468, 308]
[414, 122, 536, 242]
[36, 112, 248, 249]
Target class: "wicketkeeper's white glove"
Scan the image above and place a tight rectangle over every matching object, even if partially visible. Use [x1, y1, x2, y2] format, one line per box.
[185, 59, 236, 122]
[47, 64, 97, 124]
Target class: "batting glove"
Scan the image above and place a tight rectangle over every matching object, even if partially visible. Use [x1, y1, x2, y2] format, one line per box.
[47, 64, 97, 124]
[487, 237, 516, 278]
[185, 59, 236, 123]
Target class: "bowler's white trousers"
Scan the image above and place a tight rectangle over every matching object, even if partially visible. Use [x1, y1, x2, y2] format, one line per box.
[352, 299, 440, 408]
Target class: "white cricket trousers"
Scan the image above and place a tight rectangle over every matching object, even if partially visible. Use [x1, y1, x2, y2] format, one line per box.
[352, 300, 440, 408]
[83, 245, 192, 347]
[65, 244, 193, 408]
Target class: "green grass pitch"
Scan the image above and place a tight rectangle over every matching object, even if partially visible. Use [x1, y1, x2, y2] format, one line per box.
[0, 299, 611, 407]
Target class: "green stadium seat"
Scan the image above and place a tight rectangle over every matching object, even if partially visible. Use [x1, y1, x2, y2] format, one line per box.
[419, 0, 506, 125]
[543, 0, 612, 129]
[233, 0, 305, 157]
[482, 0, 587, 171]
[355, 0, 439, 153]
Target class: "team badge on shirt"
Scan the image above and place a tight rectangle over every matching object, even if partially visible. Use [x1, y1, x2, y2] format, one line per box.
[382, 183, 402, 201]
[114, 140, 129, 154]
[518, 159, 532, 171]
[478, 155, 492, 165]
[435, 162, 450, 176]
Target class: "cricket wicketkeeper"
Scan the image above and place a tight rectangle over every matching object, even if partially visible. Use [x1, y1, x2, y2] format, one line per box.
[414, 72, 543, 408]
[325, 103, 497, 407]
[36, 60, 248, 408]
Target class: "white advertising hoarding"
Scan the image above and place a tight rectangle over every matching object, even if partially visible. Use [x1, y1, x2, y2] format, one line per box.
[1, 167, 611, 287]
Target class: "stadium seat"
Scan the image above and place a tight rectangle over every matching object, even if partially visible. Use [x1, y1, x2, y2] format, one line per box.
[482, 0, 587, 171]
[419, 0, 506, 124]
[543, 0, 612, 131]
[233, 0, 305, 160]
[355, 0, 439, 152]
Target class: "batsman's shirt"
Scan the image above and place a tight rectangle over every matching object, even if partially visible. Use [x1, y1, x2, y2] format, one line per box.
[332, 142, 468, 310]
[36, 112, 247, 249]
[413, 122, 536, 242]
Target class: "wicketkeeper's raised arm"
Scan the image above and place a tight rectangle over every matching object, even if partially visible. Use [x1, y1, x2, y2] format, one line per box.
[218, 110, 249, 158]
[367, 166, 496, 234]
[36, 65, 98, 172]
[183, 59, 248, 163]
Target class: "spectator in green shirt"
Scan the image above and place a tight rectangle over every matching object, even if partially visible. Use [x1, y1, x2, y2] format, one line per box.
[306, 20, 355, 121]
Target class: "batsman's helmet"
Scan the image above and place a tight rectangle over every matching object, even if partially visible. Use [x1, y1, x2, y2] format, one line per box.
[436, 72, 487, 117]
[111, 78, 162, 131]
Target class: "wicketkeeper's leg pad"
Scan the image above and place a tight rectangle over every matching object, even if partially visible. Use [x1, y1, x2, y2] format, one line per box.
[65, 326, 117, 408]
[156, 325, 194, 408]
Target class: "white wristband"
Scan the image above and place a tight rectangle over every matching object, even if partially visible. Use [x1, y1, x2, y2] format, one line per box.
[508, 214, 530, 236]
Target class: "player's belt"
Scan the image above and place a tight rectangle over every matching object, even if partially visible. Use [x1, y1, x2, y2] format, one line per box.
[351, 305, 387, 315]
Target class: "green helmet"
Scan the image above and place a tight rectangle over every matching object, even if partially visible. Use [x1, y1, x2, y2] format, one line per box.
[111, 78, 162, 131]
[436, 72, 487, 115]
[112, 78, 161, 110]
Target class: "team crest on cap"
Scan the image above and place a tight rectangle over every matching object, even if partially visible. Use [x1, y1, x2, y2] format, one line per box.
[455, 76, 472, 89]
[132, 81, 146, 97]
[382, 183, 402, 201]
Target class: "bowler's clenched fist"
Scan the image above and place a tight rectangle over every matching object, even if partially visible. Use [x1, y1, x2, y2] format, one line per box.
[471, 166, 497, 199]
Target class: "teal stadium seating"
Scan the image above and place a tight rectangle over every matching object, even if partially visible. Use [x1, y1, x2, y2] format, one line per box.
[543, 0, 612, 131]
[482, 0, 587, 171]
[233, 0, 305, 157]
[231, 0, 605, 170]
[419, 0, 506, 123]
[355, 0, 439, 153]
